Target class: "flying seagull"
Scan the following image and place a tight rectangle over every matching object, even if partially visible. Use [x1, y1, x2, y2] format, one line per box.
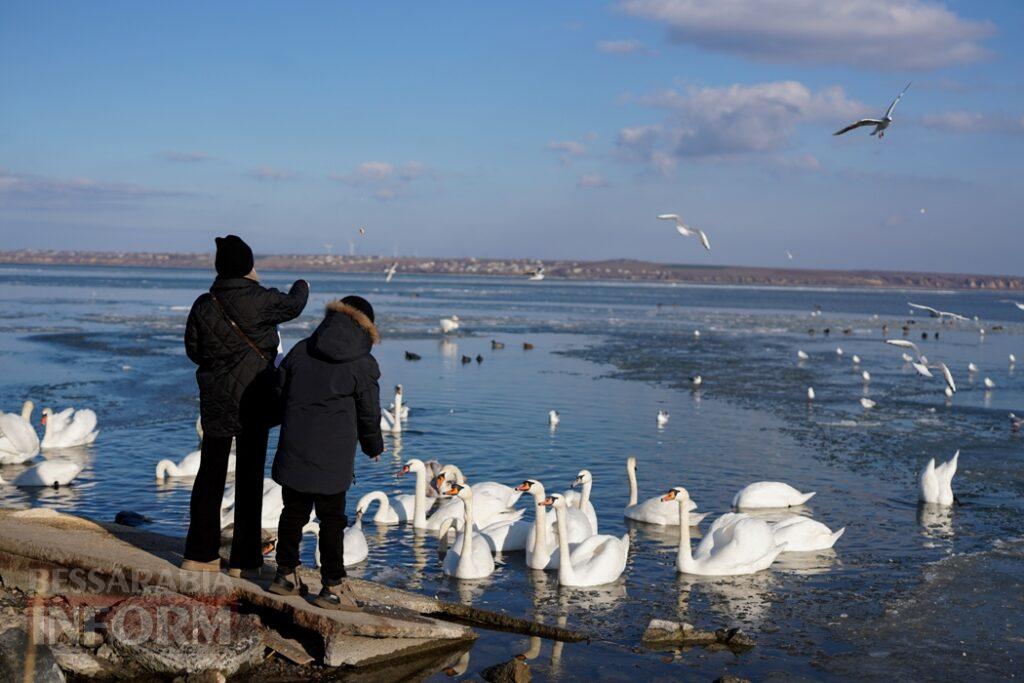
[656, 214, 711, 251]
[999, 299, 1024, 311]
[885, 339, 955, 393]
[385, 262, 398, 283]
[907, 302, 970, 322]
[834, 82, 911, 138]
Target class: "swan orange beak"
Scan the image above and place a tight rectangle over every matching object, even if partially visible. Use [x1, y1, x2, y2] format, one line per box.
[541, 496, 554, 507]
[445, 484, 462, 496]
[514, 481, 532, 492]
[40, 415, 47, 426]
[661, 490, 677, 502]
[399, 465, 410, 476]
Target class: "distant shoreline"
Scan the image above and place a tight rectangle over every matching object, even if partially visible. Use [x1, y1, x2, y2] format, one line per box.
[1, 249, 1021, 291]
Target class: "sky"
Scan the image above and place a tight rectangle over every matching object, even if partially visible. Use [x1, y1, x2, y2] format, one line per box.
[1, 1, 1022, 274]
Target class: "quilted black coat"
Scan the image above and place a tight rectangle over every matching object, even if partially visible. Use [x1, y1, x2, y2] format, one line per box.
[185, 276, 309, 437]
[271, 301, 384, 494]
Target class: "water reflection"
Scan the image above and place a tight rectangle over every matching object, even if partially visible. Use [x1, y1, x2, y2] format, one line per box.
[679, 571, 776, 626]
[917, 503, 954, 542]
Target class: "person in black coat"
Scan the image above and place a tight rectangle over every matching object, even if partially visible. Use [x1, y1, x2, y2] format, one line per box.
[268, 296, 384, 610]
[182, 235, 309, 575]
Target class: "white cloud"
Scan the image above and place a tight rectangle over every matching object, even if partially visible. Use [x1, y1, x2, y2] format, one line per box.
[617, 81, 863, 171]
[920, 111, 1024, 134]
[249, 165, 298, 181]
[619, 0, 994, 70]
[329, 160, 432, 201]
[596, 39, 645, 55]
[0, 169, 187, 208]
[546, 140, 588, 166]
[162, 150, 212, 163]
[577, 173, 610, 188]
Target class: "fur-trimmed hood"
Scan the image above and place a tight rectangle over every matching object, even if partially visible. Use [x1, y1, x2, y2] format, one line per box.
[308, 301, 380, 362]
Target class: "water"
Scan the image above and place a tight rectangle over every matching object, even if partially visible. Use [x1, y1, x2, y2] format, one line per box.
[1, 264, 1022, 681]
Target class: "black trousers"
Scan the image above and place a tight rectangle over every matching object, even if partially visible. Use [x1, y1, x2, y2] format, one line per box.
[183, 426, 270, 569]
[276, 486, 347, 586]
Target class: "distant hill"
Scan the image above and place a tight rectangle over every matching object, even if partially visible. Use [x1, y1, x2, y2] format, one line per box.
[0, 249, 1020, 290]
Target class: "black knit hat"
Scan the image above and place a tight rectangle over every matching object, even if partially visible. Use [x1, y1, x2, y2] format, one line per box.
[341, 295, 374, 322]
[214, 235, 254, 278]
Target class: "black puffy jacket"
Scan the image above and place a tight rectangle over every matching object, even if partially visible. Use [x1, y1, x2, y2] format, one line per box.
[271, 302, 384, 495]
[185, 276, 309, 437]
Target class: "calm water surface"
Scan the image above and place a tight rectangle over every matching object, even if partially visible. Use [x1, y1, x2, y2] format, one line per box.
[1, 265, 1022, 681]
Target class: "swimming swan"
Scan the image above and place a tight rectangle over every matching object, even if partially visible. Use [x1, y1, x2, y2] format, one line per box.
[666, 487, 785, 576]
[732, 481, 815, 509]
[40, 407, 99, 449]
[516, 479, 591, 569]
[3, 459, 83, 488]
[544, 493, 628, 587]
[919, 450, 958, 506]
[440, 484, 496, 579]
[388, 384, 410, 421]
[0, 401, 40, 464]
[769, 515, 845, 552]
[309, 511, 370, 567]
[155, 449, 237, 479]
[564, 469, 599, 533]
[623, 456, 707, 526]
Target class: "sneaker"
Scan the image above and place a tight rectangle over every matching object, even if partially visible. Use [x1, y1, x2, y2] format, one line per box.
[313, 580, 361, 612]
[180, 558, 221, 573]
[267, 569, 305, 596]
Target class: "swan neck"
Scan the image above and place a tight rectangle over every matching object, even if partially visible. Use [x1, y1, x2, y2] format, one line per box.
[677, 499, 693, 569]
[20, 402, 33, 421]
[457, 495, 474, 575]
[156, 460, 175, 479]
[555, 504, 574, 583]
[533, 488, 549, 556]
[627, 463, 637, 507]
[413, 467, 428, 527]
[580, 479, 592, 510]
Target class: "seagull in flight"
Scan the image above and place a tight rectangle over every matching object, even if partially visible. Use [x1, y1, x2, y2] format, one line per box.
[657, 214, 711, 251]
[385, 262, 398, 283]
[907, 302, 970, 322]
[834, 82, 911, 138]
[885, 339, 955, 393]
[999, 299, 1024, 311]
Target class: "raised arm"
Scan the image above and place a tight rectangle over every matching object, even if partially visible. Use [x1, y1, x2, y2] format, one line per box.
[262, 279, 310, 326]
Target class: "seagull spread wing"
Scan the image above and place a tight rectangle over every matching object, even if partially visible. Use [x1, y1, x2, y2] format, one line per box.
[657, 214, 684, 227]
[885, 338, 922, 359]
[885, 82, 912, 119]
[908, 302, 940, 317]
[833, 119, 882, 136]
[697, 229, 711, 251]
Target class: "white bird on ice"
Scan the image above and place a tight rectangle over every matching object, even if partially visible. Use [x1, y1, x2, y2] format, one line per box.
[385, 262, 398, 283]
[440, 316, 460, 334]
[548, 410, 560, 427]
[833, 82, 911, 138]
[656, 214, 711, 251]
[693, 330, 701, 339]
[657, 410, 670, 427]
[836, 347, 844, 357]
[860, 397, 876, 409]
[968, 362, 979, 373]
[806, 387, 815, 401]
[862, 370, 871, 383]
[919, 450, 958, 506]
[998, 299, 1024, 311]
[1010, 354, 1017, 365]
[797, 350, 809, 361]
[690, 375, 703, 387]
[852, 355, 861, 365]
[984, 377, 995, 389]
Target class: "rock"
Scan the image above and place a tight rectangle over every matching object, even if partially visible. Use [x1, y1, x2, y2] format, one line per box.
[481, 657, 531, 683]
[714, 676, 751, 683]
[642, 619, 716, 646]
[715, 628, 756, 651]
[79, 629, 104, 648]
[188, 670, 227, 683]
[96, 644, 118, 661]
[51, 644, 121, 679]
[0, 627, 67, 682]
[104, 593, 264, 676]
[113, 510, 152, 527]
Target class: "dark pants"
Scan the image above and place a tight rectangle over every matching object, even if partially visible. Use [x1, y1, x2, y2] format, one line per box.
[276, 486, 347, 586]
[183, 426, 270, 569]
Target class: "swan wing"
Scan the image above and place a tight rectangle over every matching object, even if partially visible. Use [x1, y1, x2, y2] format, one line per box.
[0, 413, 40, 457]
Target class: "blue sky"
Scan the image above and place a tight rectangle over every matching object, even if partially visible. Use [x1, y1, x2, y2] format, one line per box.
[1, 1, 1022, 273]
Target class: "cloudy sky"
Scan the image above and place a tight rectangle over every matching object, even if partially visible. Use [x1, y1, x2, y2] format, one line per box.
[2, 1, 1022, 273]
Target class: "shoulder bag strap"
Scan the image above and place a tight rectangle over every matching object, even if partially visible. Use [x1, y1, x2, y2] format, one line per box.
[209, 292, 270, 363]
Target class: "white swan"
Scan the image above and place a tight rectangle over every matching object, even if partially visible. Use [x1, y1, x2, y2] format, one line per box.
[427, 470, 523, 531]
[380, 408, 401, 434]
[308, 512, 369, 568]
[657, 410, 669, 427]
[516, 479, 592, 569]
[388, 384, 410, 421]
[220, 478, 283, 529]
[399, 459, 481, 531]
[2, 459, 82, 488]
[623, 456, 707, 526]
[548, 410, 560, 427]
[797, 350, 809, 361]
[40, 407, 99, 449]
[733, 482, 815, 509]
[440, 316, 460, 334]
[667, 487, 785, 576]
[919, 450, 958, 506]
[564, 470, 599, 533]
[545, 493, 628, 587]
[436, 464, 523, 509]
[440, 484, 496, 579]
[353, 490, 403, 524]
[770, 515, 845, 552]
[0, 401, 40, 464]
[155, 449, 237, 480]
